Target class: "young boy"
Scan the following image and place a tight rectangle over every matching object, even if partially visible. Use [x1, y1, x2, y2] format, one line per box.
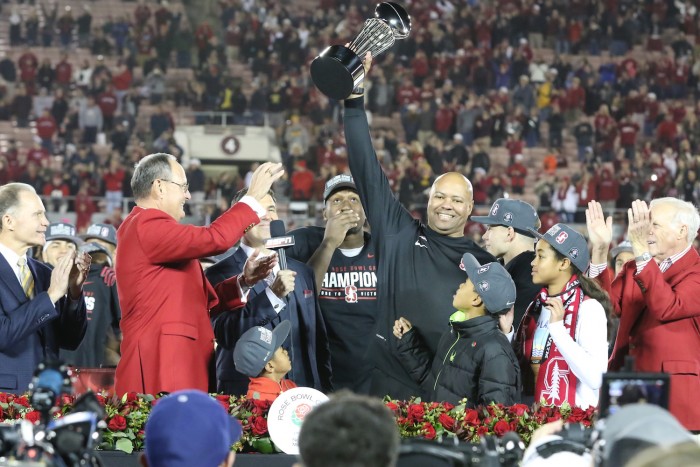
[393, 253, 521, 406]
[233, 320, 297, 401]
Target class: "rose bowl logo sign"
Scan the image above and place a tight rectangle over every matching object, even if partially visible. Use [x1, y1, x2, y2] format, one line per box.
[267, 387, 329, 454]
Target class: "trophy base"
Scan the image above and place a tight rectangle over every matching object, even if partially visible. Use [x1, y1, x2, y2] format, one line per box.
[310, 45, 365, 100]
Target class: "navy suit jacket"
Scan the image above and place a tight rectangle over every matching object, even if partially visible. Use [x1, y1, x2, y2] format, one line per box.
[0, 255, 87, 393]
[206, 248, 332, 396]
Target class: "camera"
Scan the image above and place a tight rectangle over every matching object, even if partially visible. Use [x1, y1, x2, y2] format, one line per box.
[398, 432, 525, 467]
[0, 361, 105, 467]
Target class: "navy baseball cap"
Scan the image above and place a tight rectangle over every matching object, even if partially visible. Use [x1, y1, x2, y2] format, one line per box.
[528, 223, 590, 273]
[611, 240, 633, 260]
[46, 222, 82, 245]
[460, 253, 516, 314]
[82, 223, 117, 246]
[145, 390, 242, 467]
[471, 198, 540, 237]
[323, 174, 357, 202]
[234, 321, 291, 377]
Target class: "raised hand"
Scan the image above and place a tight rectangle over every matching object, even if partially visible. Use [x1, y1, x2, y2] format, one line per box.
[247, 162, 285, 201]
[627, 199, 651, 255]
[585, 201, 613, 250]
[48, 252, 75, 303]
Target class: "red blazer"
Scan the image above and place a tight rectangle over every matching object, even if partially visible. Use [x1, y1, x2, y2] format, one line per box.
[114, 204, 259, 396]
[601, 249, 700, 430]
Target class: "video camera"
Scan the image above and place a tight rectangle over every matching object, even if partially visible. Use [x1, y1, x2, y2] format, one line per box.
[0, 361, 106, 467]
[398, 432, 525, 467]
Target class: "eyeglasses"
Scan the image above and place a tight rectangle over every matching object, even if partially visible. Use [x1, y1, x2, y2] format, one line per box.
[159, 179, 190, 193]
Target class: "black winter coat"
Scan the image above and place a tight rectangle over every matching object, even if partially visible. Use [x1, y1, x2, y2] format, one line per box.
[396, 315, 521, 406]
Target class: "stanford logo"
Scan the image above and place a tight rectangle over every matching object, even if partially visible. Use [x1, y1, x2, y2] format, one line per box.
[569, 248, 579, 259]
[555, 231, 569, 244]
[503, 212, 513, 223]
[490, 203, 499, 216]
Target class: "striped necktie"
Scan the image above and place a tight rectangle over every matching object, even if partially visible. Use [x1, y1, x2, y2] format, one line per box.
[659, 258, 673, 273]
[17, 257, 35, 299]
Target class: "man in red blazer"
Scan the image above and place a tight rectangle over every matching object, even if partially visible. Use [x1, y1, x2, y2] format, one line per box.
[587, 198, 700, 431]
[114, 153, 283, 396]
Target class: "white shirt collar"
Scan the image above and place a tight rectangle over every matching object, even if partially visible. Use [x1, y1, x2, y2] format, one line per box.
[0, 241, 27, 283]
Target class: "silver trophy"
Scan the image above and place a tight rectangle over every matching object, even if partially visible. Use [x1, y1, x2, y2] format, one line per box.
[310, 2, 411, 100]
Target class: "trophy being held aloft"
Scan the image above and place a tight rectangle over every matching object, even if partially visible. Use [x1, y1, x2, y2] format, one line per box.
[310, 2, 411, 100]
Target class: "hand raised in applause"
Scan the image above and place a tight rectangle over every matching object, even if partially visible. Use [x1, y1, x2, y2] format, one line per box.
[48, 252, 77, 303]
[241, 249, 278, 287]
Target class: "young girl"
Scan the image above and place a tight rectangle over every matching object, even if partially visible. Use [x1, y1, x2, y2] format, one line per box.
[517, 223, 610, 408]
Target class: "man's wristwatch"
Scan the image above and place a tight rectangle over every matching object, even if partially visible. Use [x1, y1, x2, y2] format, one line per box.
[635, 252, 652, 262]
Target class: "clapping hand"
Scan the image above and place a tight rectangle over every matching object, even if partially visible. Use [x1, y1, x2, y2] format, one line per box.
[242, 249, 278, 287]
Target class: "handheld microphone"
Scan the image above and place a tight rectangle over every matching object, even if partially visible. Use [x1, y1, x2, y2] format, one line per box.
[266, 220, 295, 270]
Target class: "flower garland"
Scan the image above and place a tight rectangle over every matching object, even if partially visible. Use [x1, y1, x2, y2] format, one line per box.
[0, 392, 596, 454]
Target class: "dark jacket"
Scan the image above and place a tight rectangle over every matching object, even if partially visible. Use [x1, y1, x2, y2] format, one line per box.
[344, 98, 496, 400]
[505, 251, 539, 329]
[396, 315, 521, 406]
[0, 256, 87, 392]
[206, 248, 332, 396]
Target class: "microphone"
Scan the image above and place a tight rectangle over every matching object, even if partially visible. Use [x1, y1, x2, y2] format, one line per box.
[266, 220, 295, 270]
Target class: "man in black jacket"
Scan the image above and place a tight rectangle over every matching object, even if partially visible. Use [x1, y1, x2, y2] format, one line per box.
[392, 253, 521, 405]
[344, 53, 495, 400]
[471, 198, 541, 329]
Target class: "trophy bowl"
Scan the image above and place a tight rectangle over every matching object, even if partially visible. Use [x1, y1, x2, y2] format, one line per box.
[310, 2, 411, 100]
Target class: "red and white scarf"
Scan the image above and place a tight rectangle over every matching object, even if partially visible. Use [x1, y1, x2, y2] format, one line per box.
[518, 275, 583, 406]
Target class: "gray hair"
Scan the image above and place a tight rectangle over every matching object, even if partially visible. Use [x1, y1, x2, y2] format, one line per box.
[650, 197, 700, 244]
[131, 153, 177, 200]
[0, 183, 37, 231]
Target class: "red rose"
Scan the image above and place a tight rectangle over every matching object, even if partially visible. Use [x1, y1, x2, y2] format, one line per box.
[423, 422, 436, 440]
[441, 402, 455, 411]
[546, 415, 561, 423]
[108, 415, 127, 431]
[25, 411, 41, 424]
[464, 409, 480, 425]
[476, 425, 489, 436]
[509, 420, 518, 432]
[251, 417, 268, 436]
[96, 395, 106, 405]
[0, 393, 8, 404]
[407, 404, 425, 422]
[428, 402, 440, 409]
[15, 396, 30, 408]
[508, 404, 529, 417]
[438, 413, 455, 431]
[125, 392, 138, 403]
[493, 420, 511, 436]
[386, 401, 399, 412]
[568, 407, 585, 423]
[582, 419, 592, 428]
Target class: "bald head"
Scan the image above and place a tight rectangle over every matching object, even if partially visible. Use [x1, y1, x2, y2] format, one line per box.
[427, 172, 474, 237]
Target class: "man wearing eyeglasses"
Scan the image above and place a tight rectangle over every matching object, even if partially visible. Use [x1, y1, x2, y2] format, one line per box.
[114, 152, 284, 396]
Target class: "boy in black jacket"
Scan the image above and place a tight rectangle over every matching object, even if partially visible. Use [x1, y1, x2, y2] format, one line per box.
[393, 253, 521, 405]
